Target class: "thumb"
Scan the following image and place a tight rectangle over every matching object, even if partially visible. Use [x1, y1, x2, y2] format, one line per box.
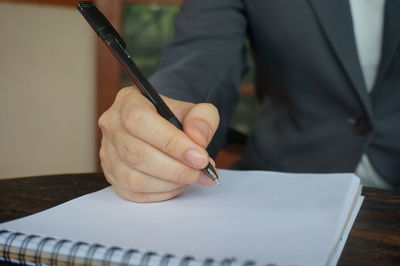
[182, 103, 220, 148]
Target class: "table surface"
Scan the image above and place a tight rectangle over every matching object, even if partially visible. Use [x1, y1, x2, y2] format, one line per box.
[0, 173, 399, 265]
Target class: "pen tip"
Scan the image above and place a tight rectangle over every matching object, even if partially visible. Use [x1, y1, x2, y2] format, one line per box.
[203, 163, 221, 185]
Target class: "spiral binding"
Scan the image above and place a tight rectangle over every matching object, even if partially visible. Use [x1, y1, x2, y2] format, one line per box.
[3, 231, 23, 263]
[67, 241, 88, 265]
[140, 251, 157, 266]
[221, 258, 237, 266]
[18, 234, 40, 264]
[121, 248, 139, 265]
[35, 237, 56, 265]
[104, 246, 123, 266]
[204, 258, 215, 266]
[243, 260, 256, 266]
[0, 231, 10, 263]
[50, 239, 71, 265]
[0, 230, 262, 265]
[180, 256, 195, 266]
[160, 254, 175, 266]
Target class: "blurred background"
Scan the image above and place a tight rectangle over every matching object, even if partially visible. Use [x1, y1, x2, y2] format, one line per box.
[0, 0, 258, 180]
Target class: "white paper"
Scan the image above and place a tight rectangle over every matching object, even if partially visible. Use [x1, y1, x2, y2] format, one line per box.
[1, 170, 362, 266]
[328, 196, 364, 265]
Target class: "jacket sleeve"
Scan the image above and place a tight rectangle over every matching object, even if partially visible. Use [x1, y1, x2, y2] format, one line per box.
[149, 0, 248, 156]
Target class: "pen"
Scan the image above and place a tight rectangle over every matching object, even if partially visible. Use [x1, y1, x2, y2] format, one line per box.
[76, 1, 220, 185]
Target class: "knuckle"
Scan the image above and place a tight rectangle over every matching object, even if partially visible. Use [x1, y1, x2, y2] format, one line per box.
[162, 131, 181, 155]
[98, 112, 111, 132]
[116, 87, 131, 102]
[122, 105, 147, 134]
[102, 168, 116, 185]
[99, 146, 107, 163]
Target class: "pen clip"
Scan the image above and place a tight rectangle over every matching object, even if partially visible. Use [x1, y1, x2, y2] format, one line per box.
[76, 1, 127, 49]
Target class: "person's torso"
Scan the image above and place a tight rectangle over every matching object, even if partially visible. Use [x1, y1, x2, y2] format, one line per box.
[239, 0, 400, 186]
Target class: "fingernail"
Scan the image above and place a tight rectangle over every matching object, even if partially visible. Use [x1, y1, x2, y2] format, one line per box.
[197, 174, 215, 186]
[185, 149, 207, 168]
[191, 120, 211, 141]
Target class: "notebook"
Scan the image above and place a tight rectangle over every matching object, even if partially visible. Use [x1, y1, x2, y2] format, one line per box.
[0, 170, 363, 266]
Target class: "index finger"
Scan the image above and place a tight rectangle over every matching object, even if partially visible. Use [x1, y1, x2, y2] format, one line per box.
[120, 101, 210, 170]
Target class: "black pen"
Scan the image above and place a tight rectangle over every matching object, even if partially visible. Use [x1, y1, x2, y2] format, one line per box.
[77, 1, 220, 184]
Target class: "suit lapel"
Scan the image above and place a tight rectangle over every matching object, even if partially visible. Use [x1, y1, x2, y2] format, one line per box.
[308, 0, 372, 118]
[375, 0, 400, 86]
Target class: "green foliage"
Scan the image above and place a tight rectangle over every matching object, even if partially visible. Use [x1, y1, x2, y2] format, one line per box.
[122, 4, 180, 77]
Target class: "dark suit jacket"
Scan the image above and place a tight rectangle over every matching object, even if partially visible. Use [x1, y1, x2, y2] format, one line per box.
[149, 0, 400, 186]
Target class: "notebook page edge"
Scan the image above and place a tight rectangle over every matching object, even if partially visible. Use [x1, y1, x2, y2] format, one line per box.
[325, 175, 362, 264]
[327, 194, 364, 265]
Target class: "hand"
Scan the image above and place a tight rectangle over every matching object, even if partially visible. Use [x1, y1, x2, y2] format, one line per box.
[98, 86, 220, 203]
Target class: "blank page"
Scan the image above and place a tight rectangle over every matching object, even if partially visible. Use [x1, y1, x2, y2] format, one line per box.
[1, 170, 361, 265]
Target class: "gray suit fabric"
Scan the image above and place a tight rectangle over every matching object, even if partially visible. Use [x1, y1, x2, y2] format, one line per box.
[149, 0, 400, 187]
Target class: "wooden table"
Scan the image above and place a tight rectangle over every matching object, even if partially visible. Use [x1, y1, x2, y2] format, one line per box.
[0, 173, 399, 265]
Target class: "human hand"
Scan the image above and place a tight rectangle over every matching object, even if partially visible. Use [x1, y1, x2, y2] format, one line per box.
[98, 86, 220, 203]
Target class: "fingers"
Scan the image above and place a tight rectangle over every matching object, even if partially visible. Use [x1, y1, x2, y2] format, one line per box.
[98, 86, 220, 203]
[100, 138, 186, 193]
[117, 99, 209, 170]
[101, 134, 190, 203]
[115, 87, 220, 151]
[183, 103, 220, 147]
[107, 123, 210, 185]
